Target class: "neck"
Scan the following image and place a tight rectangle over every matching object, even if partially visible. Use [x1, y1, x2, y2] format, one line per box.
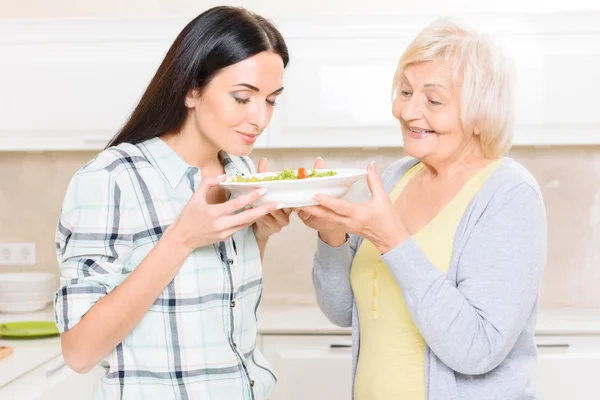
[420, 138, 493, 181]
[160, 115, 221, 171]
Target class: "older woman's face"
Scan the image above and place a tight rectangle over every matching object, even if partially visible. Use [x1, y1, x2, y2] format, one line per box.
[392, 59, 478, 165]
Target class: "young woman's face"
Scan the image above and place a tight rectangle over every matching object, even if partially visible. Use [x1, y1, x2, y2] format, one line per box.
[186, 51, 285, 156]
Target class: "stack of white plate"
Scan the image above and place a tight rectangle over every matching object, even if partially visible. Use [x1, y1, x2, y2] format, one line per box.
[0, 272, 56, 313]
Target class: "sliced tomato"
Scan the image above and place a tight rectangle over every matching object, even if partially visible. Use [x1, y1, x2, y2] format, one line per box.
[297, 167, 308, 179]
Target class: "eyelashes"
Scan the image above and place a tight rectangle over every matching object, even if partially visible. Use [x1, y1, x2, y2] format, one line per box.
[233, 97, 278, 106]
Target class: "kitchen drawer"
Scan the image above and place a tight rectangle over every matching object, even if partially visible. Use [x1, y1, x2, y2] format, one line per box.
[261, 334, 353, 400]
[262, 334, 600, 400]
[533, 335, 600, 400]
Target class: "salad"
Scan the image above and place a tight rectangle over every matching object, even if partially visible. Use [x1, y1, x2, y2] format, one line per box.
[230, 168, 337, 183]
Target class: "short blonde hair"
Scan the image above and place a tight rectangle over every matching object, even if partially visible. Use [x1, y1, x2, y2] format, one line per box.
[392, 18, 515, 158]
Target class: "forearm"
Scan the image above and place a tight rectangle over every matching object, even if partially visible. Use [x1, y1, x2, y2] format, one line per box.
[312, 234, 355, 327]
[318, 230, 347, 247]
[382, 237, 543, 375]
[61, 227, 191, 373]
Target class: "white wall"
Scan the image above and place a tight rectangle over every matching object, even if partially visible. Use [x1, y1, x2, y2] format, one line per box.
[1, 0, 600, 19]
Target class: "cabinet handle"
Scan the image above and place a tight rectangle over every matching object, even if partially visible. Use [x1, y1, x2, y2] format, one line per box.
[330, 343, 352, 348]
[536, 343, 570, 348]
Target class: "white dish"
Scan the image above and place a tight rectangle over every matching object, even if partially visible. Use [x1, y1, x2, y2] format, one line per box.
[0, 272, 54, 283]
[219, 168, 367, 208]
[0, 292, 53, 302]
[0, 300, 51, 313]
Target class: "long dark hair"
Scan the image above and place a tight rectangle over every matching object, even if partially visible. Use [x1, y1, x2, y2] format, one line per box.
[106, 6, 289, 148]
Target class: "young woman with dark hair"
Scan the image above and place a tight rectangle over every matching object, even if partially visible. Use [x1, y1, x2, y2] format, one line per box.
[54, 6, 290, 399]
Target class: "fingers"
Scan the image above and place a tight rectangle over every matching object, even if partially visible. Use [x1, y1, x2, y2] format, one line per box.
[257, 157, 269, 174]
[313, 157, 327, 170]
[197, 175, 227, 200]
[219, 221, 256, 241]
[297, 209, 309, 221]
[366, 161, 387, 199]
[269, 209, 291, 226]
[297, 209, 318, 229]
[216, 188, 268, 215]
[313, 194, 357, 218]
[224, 202, 279, 227]
[296, 207, 334, 231]
[256, 214, 280, 232]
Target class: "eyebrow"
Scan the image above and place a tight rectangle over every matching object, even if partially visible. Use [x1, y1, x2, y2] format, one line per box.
[424, 83, 449, 91]
[401, 74, 449, 92]
[233, 83, 284, 95]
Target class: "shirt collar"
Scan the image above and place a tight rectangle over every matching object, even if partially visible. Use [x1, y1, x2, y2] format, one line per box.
[138, 137, 251, 189]
[138, 137, 192, 189]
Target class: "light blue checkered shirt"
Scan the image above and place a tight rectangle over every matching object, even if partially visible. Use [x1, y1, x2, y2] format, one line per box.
[54, 137, 275, 399]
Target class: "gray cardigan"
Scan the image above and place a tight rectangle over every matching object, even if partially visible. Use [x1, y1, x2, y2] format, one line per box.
[312, 157, 547, 400]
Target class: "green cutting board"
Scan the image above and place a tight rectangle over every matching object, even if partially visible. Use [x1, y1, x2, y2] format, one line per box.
[0, 321, 59, 338]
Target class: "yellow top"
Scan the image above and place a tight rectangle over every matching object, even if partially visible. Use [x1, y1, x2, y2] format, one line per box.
[351, 159, 502, 400]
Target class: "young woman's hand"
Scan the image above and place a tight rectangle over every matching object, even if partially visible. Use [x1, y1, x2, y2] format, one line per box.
[252, 158, 292, 243]
[170, 175, 278, 252]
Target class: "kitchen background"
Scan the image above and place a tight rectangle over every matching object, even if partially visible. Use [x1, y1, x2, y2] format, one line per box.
[1, 0, 599, 309]
[1, 0, 600, 399]
[2, 146, 600, 309]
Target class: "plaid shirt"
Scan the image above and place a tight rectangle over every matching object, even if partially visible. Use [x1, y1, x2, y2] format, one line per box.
[54, 137, 276, 400]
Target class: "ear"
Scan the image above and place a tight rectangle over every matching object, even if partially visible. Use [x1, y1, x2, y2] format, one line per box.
[185, 89, 200, 108]
[473, 124, 482, 136]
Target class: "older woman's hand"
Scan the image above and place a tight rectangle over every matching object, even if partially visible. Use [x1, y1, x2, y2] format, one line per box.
[296, 158, 348, 246]
[299, 162, 410, 254]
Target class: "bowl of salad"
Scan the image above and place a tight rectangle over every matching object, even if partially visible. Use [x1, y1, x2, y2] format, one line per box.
[219, 167, 367, 208]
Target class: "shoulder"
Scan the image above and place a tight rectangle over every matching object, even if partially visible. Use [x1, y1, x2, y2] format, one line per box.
[65, 143, 151, 204]
[495, 157, 541, 193]
[471, 158, 546, 232]
[76, 143, 149, 178]
[483, 157, 543, 202]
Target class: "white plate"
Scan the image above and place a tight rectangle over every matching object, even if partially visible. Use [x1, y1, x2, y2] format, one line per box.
[0, 272, 54, 283]
[219, 168, 367, 208]
[0, 292, 53, 302]
[0, 300, 51, 313]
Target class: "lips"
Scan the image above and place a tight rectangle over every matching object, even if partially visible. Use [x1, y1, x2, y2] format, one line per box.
[406, 125, 435, 139]
[237, 131, 258, 144]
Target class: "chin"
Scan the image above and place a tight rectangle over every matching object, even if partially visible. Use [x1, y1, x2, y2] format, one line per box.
[403, 140, 433, 160]
[221, 143, 254, 157]
[403, 133, 440, 159]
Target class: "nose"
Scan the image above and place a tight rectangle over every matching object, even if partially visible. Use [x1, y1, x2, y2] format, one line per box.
[247, 100, 269, 132]
[393, 93, 423, 123]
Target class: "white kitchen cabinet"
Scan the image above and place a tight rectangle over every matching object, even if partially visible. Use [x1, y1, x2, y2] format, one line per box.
[1, 12, 600, 151]
[261, 333, 600, 400]
[0, 354, 104, 400]
[34, 364, 104, 400]
[261, 334, 353, 400]
[533, 335, 600, 400]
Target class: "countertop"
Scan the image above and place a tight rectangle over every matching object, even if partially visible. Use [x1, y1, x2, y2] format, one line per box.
[0, 306, 62, 395]
[257, 305, 600, 336]
[1, 304, 599, 340]
[1, 304, 599, 396]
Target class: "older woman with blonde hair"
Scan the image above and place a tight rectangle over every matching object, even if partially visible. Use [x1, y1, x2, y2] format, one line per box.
[298, 18, 547, 400]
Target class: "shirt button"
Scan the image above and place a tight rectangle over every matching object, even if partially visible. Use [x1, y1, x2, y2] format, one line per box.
[233, 342, 237, 348]
[231, 301, 236, 308]
[250, 380, 255, 387]
[227, 259, 234, 265]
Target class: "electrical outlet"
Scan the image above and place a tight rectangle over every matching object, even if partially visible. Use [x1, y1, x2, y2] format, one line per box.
[0, 242, 36, 265]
